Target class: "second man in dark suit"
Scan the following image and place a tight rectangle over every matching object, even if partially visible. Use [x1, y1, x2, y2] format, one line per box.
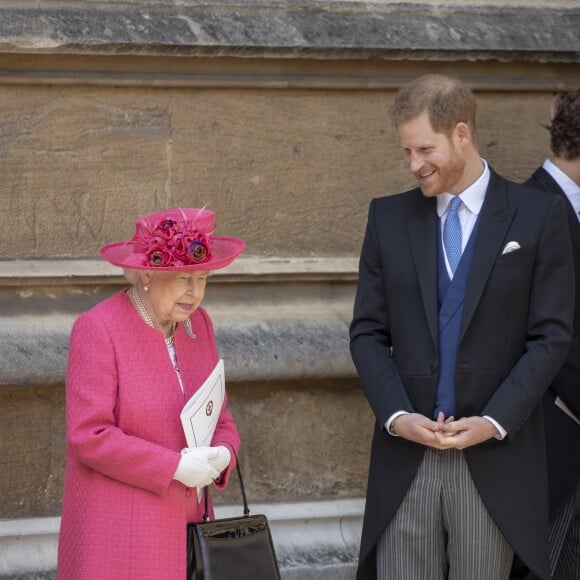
[525, 88, 580, 580]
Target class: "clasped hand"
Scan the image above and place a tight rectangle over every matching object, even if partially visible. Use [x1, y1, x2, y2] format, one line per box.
[173, 445, 231, 488]
[393, 413, 499, 450]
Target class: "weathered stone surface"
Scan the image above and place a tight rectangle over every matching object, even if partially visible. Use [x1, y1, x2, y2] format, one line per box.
[0, 85, 562, 260]
[0, 386, 65, 519]
[0, 378, 371, 518]
[0, 316, 355, 387]
[0, 574, 55, 580]
[225, 378, 372, 504]
[0, 257, 357, 387]
[0, 2, 577, 60]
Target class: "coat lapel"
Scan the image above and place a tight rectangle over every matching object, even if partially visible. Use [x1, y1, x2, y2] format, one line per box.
[531, 167, 580, 255]
[408, 193, 439, 349]
[460, 171, 517, 341]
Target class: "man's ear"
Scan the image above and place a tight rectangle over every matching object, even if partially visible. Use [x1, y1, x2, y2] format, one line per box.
[454, 122, 471, 144]
[550, 93, 564, 121]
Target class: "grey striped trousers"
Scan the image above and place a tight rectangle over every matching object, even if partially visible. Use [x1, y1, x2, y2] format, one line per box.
[377, 448, 513, 580]
[551, 483, 580, 580]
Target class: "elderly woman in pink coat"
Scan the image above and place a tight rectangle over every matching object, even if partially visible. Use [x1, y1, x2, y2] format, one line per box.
[57, 208, 245, 580]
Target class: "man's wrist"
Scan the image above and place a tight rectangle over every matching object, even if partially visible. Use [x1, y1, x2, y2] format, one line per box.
[482, 415, 507, 440]
[386, 411, 409, 437]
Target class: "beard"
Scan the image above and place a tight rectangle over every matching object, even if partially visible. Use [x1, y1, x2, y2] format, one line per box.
[417, 147, 467, 197]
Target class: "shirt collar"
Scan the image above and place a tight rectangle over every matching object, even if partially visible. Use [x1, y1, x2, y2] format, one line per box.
[543, 159, 580, 200]
[436, 159, 490, 217]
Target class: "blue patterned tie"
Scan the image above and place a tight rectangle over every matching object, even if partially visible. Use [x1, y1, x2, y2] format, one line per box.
[444, 196, 462, 274]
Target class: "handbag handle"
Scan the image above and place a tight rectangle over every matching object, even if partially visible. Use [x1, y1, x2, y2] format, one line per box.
[202, 443, 250, 522]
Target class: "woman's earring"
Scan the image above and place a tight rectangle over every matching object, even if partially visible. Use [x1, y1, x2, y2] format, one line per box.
[143, 285, 149, 292]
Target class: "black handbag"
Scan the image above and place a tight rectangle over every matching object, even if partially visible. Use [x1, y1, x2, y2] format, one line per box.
[187, 450, 281, 580]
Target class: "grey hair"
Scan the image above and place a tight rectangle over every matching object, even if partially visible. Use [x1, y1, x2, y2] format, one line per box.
[123, 268, 143, 286]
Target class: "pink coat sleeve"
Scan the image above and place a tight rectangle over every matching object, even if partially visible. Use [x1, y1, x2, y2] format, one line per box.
[66, 313, 180, 496]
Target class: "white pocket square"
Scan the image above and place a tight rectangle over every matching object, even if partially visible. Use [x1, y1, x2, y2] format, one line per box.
[501, 241, 521, 255]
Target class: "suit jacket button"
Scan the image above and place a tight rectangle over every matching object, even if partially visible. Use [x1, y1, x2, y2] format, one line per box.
[429, 363, 438, 374]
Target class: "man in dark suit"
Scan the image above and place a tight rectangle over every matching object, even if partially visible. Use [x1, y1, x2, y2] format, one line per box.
[524, 89, 579, 580]
[349, 74, 575, 580]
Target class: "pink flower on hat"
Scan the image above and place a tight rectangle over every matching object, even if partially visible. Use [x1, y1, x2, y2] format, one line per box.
[182, 233, 210, 263]
[146, 247, 173, 267]
[188, 240, 209, 262]
[156, 218, 180, 239]
[134, 216, 212, 268]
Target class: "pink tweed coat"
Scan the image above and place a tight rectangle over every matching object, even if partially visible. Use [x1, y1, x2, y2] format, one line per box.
[57, 290, 240, 580]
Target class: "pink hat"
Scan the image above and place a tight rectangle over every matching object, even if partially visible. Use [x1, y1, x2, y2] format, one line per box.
[99, 208, 246, 271]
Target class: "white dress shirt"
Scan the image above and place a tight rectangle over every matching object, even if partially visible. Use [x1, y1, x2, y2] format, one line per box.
[437, 160, 490, 279]
[543, 159, 580, 222]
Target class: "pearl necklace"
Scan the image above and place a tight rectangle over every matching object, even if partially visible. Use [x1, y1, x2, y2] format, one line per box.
[130, 287, 176, 348]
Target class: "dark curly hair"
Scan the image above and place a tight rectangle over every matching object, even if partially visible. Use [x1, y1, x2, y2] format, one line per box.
[549, 89, 580, 160]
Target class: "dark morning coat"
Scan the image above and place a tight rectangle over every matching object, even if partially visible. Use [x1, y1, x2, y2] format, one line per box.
[526, 166, 580, 520]
[350, 169, 575, 580]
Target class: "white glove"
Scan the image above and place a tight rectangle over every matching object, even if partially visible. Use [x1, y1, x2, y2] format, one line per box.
[173, 447, 220, 488]
[208, 446, 231, 474]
